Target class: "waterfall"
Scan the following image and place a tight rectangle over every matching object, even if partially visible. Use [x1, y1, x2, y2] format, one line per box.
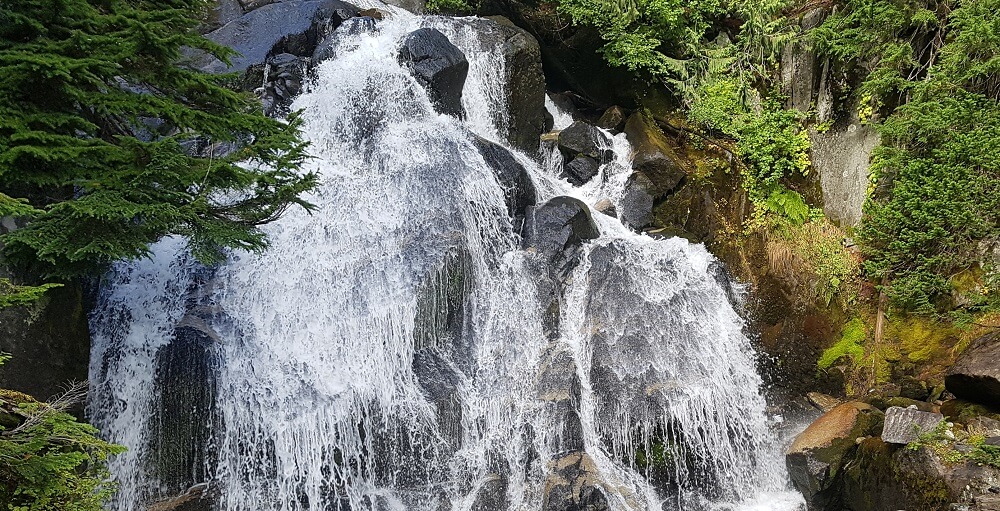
[88, 7, 804, 511]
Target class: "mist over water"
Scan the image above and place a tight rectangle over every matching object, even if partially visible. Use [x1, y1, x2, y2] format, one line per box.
[89, 7, 804, 511]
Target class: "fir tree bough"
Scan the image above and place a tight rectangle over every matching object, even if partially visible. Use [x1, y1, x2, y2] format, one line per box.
[0, 0, 317, 279]
[0, 354, 124, 511]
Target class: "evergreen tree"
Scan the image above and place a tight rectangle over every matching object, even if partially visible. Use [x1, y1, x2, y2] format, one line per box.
[0, 0, 317, 279]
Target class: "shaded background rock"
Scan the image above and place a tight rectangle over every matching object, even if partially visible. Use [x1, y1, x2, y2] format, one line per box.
[623, 112, 685, 198]
[947, 332, 1000, 408]
[0, 219, 90, 404]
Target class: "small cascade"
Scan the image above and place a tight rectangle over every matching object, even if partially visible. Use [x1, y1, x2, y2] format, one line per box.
[89, 6, 804, 511]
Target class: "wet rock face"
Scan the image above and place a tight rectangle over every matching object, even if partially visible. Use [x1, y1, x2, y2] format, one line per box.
[312, 15, 377, 64]
[259, 53, 309, 117]
[786, 402, 884, 509]
[537, 345, 584, 452]
[618, 172, 656, 230]
[543, 453, 611, 511]
[470, 136, 537, 223]
[147, 483, 215, 511]
[455, 16, 546, 154]
[947, 332, 1000, 408]
[383, 0, 426, 13]
[399, 28, 470, 118]
[623, 112, 685, 197]
[152, 270, 222, 499]
[522, 196, 599, 266]
[195, 0, 358, 74]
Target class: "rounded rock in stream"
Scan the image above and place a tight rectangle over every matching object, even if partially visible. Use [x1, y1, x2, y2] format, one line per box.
[399, 28, 470, 118]
[562, 155, 600, 186]
[522, 196, 599, 265]
[471, 136, 537, 220]
[557, 120, 612, 161]
[786, 402, 884, 509]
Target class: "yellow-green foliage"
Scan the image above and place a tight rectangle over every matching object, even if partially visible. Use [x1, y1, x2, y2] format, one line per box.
[0, 356, 124, 510]
[771, 218, 861, 305]
[819, 318, 867, 369]
[887, 316, 955, 364]
[0, 279, 61, 309]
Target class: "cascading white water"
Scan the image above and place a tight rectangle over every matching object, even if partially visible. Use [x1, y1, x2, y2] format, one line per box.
[89, 6, 804, 511]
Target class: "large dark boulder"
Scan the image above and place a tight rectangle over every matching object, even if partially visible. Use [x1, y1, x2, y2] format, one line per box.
[618, 172, 656, 230]
[522, 196, 599, 264]
[623, 112, 686, 197]
[562, 156, 600, 186]
[399, 28, 470, 118]
[838, 438, 1000, 511]
[455, 16, 546, 154]
[556, 121, 610, 185]
[475, 1, 674, 111]
[471, 136, 537, 221]
[193, 0, 357, 74]
[557, 121, 610, 161]
[947, 332, 1000, 408]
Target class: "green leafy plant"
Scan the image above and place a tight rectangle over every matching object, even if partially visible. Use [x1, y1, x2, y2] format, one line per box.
[690, 79, 811, 217]
[813, 0, 1000, 315]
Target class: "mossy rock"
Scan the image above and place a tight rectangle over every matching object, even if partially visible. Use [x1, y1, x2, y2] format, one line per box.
[941, 399, 1000, 425]
[865, 396, 936, 413]
[0, 388, 37, 430]
[786, 402, 885, 507]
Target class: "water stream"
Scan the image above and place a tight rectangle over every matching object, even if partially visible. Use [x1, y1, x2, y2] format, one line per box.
[88, 7, 805, 511]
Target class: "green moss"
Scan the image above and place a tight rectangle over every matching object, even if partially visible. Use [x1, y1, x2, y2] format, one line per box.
[819, 318, 867, 369]
[887, 316, 955, 364]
